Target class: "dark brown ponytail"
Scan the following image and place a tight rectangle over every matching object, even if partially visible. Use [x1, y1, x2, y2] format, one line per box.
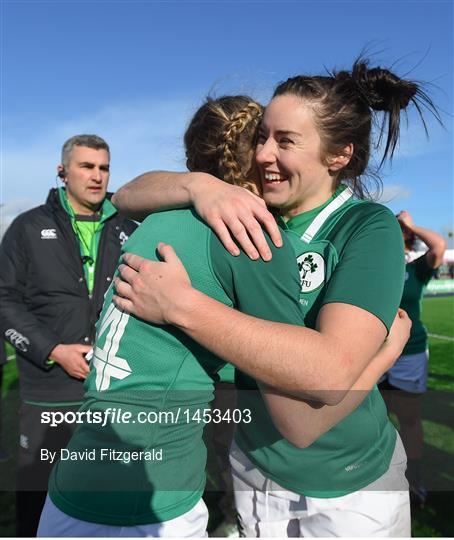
[273, 57, 441, 198]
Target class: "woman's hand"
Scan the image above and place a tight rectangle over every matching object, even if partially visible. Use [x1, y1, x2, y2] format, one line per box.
[113, 169, 283, 260]
[112, 244, 193, 325]
[396, 210, 415, 232]
[189, 174, 282, 261]
[397, 209, 446, 269]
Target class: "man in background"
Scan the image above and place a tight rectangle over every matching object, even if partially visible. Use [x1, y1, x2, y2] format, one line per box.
[0, 134, 137, 536]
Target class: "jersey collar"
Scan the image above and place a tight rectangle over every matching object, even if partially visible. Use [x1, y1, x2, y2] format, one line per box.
[285, 184, 353, 243]
[58, 187, 117, 223]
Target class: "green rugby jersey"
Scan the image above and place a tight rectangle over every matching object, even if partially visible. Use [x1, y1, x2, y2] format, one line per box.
[235, 185, 406, 497]
[49, 208, 305, 526]
[401, 254, 435, 355]
[216, 363, 235, 383]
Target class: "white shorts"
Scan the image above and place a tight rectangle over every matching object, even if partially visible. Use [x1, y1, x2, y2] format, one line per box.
[229, 436, 410, 537]
[381, 350, 429, 393]
[37, 495, 208, 537]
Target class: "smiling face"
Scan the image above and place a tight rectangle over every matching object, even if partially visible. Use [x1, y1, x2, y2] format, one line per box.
[58, 146, 110, 214]
[255, 94, 338, 216]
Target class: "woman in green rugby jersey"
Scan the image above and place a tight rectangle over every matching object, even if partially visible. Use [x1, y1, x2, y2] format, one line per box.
[112, 58, 440, 537]
[38, 95, 407, 538]
[379, 210, 446, 506]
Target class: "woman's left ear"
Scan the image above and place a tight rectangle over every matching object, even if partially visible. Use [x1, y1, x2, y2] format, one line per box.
[328, 144, 354, 172]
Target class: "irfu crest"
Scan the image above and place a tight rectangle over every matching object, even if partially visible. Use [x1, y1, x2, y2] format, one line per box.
[298, 254, 318, 279]
[296, 251, 325, 293]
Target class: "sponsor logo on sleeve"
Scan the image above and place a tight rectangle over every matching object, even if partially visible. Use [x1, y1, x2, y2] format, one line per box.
[5, 329, 30, 352]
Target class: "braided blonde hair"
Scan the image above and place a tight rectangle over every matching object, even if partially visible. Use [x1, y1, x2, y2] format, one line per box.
[184, 96, 263, 194]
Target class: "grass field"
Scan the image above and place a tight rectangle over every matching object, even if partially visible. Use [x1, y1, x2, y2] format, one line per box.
[0, 296, 453, 537]
[409, 296, 454, 537]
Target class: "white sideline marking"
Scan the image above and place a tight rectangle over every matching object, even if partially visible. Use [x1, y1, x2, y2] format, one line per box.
[428, 333, 454, 342]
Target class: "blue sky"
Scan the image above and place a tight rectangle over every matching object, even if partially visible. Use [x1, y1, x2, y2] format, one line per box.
[2, 0, 452, 239]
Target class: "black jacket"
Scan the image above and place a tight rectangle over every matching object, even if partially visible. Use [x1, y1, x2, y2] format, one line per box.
[0, 189, 137, 402]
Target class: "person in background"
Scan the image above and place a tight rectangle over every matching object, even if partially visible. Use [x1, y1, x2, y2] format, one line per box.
[379, 210, 446, 506]
[0, 134, 137, 536]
